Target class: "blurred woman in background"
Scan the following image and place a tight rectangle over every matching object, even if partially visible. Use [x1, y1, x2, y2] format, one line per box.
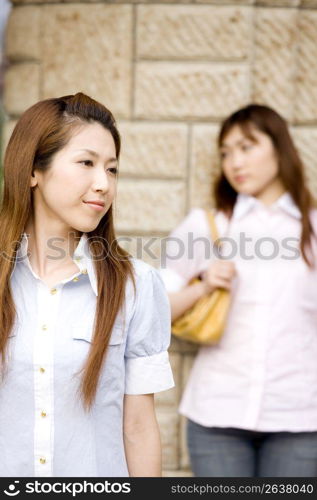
[160, 104, 317, 477]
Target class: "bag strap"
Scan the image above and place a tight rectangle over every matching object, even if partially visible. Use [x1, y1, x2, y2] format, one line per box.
[205, 210, 220, 245]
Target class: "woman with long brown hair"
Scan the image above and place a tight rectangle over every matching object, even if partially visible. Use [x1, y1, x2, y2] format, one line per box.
[0, 92, 174, 477]
[160, 104, 317, 477]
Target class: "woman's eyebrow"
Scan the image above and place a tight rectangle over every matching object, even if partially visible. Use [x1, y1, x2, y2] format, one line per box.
[75, 148, 99, 157]
[221, 138, 251, 148]
[74, 149, 117, 163]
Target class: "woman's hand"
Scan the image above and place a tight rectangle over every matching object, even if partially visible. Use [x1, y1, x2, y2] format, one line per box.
[168, 260, 236, 322]
[201, 260, 236, 295]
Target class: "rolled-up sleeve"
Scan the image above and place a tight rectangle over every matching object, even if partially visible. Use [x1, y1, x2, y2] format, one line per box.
[124, 266, 175, 395]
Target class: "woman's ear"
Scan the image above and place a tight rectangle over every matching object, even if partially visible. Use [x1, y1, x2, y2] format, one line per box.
[30, 171, 38, 188]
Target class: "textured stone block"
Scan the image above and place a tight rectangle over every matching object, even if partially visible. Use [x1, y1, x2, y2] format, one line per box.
[116, 234, 163, 269]
[3, 63, 40, 116]
[156, 410, 179, 470]
[255, 0, 299, 5]
[294, 12, 317, 123]
[199, 1, 254, 4]
[300, 1, 317, 7]
[115, 179, 186, 233]
[11, 0, 58, 3]
[135, 63, 249, 120]
[1, 119, 17, 159]
[15, 0, 250, 3]
[41, 5, 132, 119]
[180, 416, 191, 471]
[5, 6, 41, 61]
[190, 124, 221, 210]
[291, 127, 317, 197]
[182, 354, 195, 392]
[169, 335, 199, 355]
[155, 353, 181, 408]
[163, 469, 193, 477]
[121, 0, 191, 3]
[118, 122, 187, 178]
[12, 0, 191, 3]
[137, 5, 251, 60]
[252, 8, 297, 121]
[179, 355, 196, 470]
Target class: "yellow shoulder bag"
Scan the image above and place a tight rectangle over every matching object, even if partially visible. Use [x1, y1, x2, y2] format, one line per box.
[171, 210, 231, 345]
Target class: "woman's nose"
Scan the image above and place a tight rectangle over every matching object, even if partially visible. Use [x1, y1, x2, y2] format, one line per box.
[92, 168, 110, 193]
[231, 150, 244, 170]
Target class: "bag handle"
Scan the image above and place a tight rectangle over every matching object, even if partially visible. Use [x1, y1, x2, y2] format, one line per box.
[205, 210, 220, 247]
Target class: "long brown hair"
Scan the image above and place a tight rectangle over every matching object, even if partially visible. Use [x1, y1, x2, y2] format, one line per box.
[0, 92, 135, 409]
[214, 104, 316, 267]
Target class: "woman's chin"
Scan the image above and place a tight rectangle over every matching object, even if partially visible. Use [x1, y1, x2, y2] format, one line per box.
[72, 222, 100, 233]
[236, 187, 254, 197]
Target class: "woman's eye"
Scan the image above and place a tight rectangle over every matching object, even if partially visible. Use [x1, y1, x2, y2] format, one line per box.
[108, 167, 118, 175]
[220, 151, 228, 159]
[79, 160, 93, 166]
[241, 144, 252, 151]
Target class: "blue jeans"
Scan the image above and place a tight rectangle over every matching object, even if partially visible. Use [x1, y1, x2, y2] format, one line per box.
[187, 419, 317, 477]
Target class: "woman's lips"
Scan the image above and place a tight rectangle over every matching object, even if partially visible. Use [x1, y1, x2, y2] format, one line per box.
[234, 175, 248, 184]
[83, 201, 105, 212]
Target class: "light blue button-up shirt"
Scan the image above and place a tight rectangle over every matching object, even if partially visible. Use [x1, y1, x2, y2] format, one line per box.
[0, 233, 174, 477]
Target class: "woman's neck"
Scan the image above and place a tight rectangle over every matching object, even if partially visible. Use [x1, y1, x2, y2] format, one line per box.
[253, 178, 286, 207]
[24, 215, 81, 281]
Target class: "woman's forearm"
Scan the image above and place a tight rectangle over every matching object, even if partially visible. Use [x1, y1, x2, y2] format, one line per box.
[123, 394, 162, 477]
[169, 281, 208, 322]
[124, 417, 162, 477]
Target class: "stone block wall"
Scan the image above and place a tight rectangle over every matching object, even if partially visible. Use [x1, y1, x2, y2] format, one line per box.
[3, 0, 317, 475]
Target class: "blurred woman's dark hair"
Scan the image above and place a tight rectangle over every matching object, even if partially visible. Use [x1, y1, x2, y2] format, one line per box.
[214, 104, 316, 267]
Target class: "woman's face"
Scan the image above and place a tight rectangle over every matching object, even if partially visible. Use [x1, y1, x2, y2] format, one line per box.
[220, 124, 281, 200]
[30, 121, 118, 233]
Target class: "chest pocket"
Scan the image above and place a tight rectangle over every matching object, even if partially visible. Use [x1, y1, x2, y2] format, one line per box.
[71, 319, 125, 384]
[71, 318, 125, 346]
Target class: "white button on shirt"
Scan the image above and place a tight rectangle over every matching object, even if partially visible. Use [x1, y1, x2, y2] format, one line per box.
[160, 193, 317, 432]
[1, 233, 174, 477]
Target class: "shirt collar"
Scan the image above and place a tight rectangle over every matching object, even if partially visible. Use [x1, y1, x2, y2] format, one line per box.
[14, 232, 98, 296]
[72, 233, 98, 296]
[232, 192, 301, 221]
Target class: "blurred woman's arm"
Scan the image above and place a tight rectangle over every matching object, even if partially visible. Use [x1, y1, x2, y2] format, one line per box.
[169, 260, 236, 322]
[169, 281, 207, 322]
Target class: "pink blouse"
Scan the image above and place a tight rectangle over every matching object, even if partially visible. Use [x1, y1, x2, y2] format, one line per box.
[160, 193, 317, 431]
